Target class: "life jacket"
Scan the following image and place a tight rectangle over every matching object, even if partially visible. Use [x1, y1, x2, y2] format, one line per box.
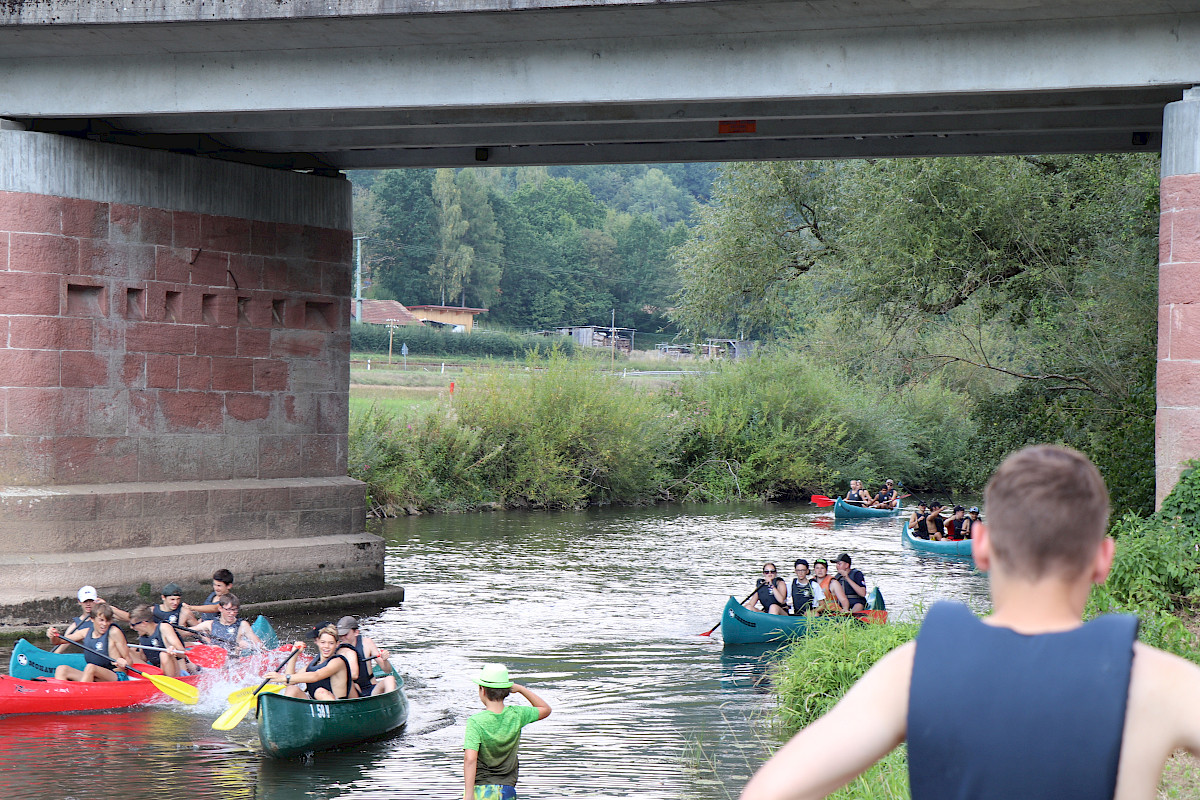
[303, 653, 351, 700]
[210, 618, 241, 651]
[791, 578, 817, 614]
[138, 622, 170, 668]
[82, 626, 112, 668]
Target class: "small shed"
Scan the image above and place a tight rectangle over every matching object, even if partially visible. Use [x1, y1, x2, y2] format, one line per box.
[407, 305, 488, 332]
[554, 325, 635, 354]
[703, 339, 756, 359]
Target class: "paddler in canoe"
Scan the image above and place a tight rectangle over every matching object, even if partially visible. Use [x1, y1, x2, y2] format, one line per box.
[48, 602, 133, 682]
[186, 568, 236, 622]
[265, 624, 352, 700]
[743, 563, 789, 615]
[812, 559, 849, 612]
[152, 582, 201, 628]
[867, 479, 900, 510]
[128, 604, 191, 678]
[336, 615, 398, 697]
[187, 594, 264, 652]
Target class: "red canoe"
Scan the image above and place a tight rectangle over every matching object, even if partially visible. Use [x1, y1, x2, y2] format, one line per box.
[0, 671, 203, 716]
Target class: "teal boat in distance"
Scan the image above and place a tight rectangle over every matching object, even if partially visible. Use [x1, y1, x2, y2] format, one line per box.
[719, 590, 887, 645]
[833, 497, 901, 519]
[902, 520, 975, 559]
[256, 670, 409, 758]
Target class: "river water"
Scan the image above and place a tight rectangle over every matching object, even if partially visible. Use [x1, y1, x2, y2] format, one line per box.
[0, 504, 987, 800]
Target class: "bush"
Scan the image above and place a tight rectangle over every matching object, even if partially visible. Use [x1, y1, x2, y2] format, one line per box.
[350, 322, 575, 358]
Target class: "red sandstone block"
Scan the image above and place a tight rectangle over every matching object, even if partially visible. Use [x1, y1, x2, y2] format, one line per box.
[61, 198, 109, 239]
[1162, 175, 1200, 212]
[158, 390, 224, 432]
[211, 357, 254, 392]
[262, 257, 289, 291]
[155, 247, 194, 284]
[0, 434, 53, 483]
[1168, 210, 1200, 264]
[201, 215, 251, 253]
[235, 295, 273, 329]
[250, 220, 278, 258]
[253, 360, 289, 392]
[94, 319, 126, 352]
[197, 326, 238, 358]
[0, 350, 59, 387]
[1169, 304, 1200, 360]
[0, 272, 60, 316]
[1157, 360, 1200, 406]
[128, 389, 157, 433]
[227, 253, 264, 291]
[302, 226, 350, 264]
[201, 435, 259, 480]
[6, 387, 61, 435]
[192, 250, 230, 288]
[322, 262, 353, 298]
[275, 223, 305, 258]
[317, 392, 349, 434]
[9, 233, 79, 275]
[0, 232, 8, 271]
[237, 328, 271, 357]
[1160, 306, 1171, 361]
[59, 387, 92, 435]
[145, 354, 178, 389]
[0, 192, 61, 235]
[241, 484, 292, 512]
[60, 351, 110, 388]
[225, 391, 271, 422]
[121, 354, 146, 387]
[178, 356, 212, 391]
[159, 488, 210, 517]
[173, 212, 201, 250]
[1161, 213, 1174, 265]
[139, 207, 174, 247]
[127, 322, 196, 355]
[302, 434, 342, 477]
[53, 436, 138, 484]
[200, 292, 239, 328]
[109, 204, 141, 243]
[271, 329, 326, 358]
[1156, 406, 1200, 465]
[258, 435, 303, 479]
[286, 259, 322, 295]
[1160, 263, 1200, 306]
[9, 317, 93, 351]
[79, 240, 156, 281]
[86, 387, 131, 437]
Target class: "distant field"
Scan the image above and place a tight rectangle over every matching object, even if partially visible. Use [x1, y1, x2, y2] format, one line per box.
[349, 385, 446, 417]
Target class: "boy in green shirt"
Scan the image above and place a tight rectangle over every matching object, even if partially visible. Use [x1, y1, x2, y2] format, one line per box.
[463, 663, 552, 800]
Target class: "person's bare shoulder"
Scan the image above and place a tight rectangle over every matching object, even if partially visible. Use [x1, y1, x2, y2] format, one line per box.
[1115, 644, 1200, 800]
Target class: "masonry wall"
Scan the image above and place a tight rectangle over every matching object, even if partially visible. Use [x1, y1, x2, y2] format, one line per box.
[1158, 91, 1200, 507]
[0, 130, 377, 619]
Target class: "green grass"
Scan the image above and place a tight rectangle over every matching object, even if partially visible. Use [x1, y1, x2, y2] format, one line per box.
[349, 386, 446, 417]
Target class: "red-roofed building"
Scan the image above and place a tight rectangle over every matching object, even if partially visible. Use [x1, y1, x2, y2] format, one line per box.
[352, 299, 425, 326]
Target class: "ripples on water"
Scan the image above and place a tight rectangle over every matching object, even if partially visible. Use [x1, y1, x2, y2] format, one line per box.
[0, 504, 987, 800]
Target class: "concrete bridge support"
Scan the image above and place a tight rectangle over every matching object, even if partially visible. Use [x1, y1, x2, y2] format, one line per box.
[0, 129, 379, 622]
[1159, 89, 1200, 507]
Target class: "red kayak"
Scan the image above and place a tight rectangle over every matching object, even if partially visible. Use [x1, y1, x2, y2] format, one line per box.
[0, 670, 202, 716]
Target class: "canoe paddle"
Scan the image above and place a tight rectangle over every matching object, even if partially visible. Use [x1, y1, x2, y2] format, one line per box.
[128, 643, 227, 670]
[810, 495, 836, 507]
[56, 636, 199, 705]
[212, 645, 303, 731]
[699, 590, 759, 636]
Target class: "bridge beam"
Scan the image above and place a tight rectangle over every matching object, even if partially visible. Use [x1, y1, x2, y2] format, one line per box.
[1158, 88, 1200, 506]
[0, 129, 376, 622]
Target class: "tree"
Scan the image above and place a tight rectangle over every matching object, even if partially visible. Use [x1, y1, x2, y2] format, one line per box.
[455, 171, 505, 309]
[430, 169, 473, 306]
[366, 169, 438, 305]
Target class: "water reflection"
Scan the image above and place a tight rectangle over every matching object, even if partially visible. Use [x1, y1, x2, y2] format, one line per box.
[0, 503, 988, 799]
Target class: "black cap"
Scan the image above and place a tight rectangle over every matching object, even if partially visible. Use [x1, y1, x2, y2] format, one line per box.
[930, 501, 944, 509]
[836, 552, 852, 565]
[953, 505, 965, 513]
[309, 621, 334, 639]
[794, 558, 809, 569]
[161, 583, 182, 596]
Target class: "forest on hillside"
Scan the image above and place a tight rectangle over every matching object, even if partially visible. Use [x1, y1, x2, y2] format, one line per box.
[350, 164, 715, 331]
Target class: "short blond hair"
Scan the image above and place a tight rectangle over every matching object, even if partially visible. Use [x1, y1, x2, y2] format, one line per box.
[983, 445, 1110, 578]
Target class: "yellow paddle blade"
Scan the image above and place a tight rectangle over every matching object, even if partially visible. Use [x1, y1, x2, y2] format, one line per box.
[141, 672, 199, 705]
[226, 683, 284, 704]
[212, 694, 257, 731]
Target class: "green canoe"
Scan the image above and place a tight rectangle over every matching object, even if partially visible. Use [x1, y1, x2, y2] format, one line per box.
[257, 670, 409, 758]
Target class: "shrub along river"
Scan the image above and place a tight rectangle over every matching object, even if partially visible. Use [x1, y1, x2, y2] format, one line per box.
[0, 504, 987, 799]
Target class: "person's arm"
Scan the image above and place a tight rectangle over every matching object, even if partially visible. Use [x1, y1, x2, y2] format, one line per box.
[188, 620, 213, 636]
[463, 749, 478, 800]
[274, 656, 346, 686]
[512, 683, 552, 721]
[178, 606, 201, 628]
[162, 624, 187, 657]
[740, 642, 914, 800]
[96, 599, 130, 623]
[828, 579, 848, 611]
[107, 626, 131, 670]
[771, 578, 787, 605]
[49, 625, 90, 644]
[238, 621, 264, 650]
[363, 636, 392, 673]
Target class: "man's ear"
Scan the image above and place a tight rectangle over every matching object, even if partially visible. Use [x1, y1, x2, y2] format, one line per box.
[1092, 536, 1116, 585]
[971, 522, 991, 572]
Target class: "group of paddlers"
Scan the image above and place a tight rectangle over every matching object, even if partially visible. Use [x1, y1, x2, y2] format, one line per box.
[43, 568, 396, 700]
[908, 501, 981, 541]
[844, 479, 901, 509]
[742, 553, 871, 616]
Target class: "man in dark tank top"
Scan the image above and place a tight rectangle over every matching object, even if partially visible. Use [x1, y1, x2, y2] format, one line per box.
[740, 444, 1200, 800]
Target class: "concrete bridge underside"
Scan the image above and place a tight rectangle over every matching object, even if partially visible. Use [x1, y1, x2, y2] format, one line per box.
[1, 0, 1199, 619]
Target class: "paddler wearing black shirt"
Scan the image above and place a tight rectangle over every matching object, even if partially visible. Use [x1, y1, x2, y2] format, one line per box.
[129, 603, 190, 678]
[336, 615, 397, 697]
[743, 563, 788, 615]
[188, 594, 263, 652]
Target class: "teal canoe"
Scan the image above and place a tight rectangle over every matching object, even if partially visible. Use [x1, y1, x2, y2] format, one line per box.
[9, 638, 85, 680]
[719, 590, 887, 645]
[251, 615, 279, 650]
[257, 670, 409, 758]
[833, 497, 900, 519]
[901, 520, 974, 558]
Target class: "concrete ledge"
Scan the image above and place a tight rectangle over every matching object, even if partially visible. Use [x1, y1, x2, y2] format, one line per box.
[0, 531, 384, 624]
[0, 130, 350, 228]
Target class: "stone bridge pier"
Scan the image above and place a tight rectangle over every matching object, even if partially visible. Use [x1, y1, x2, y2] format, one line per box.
[0, 129, 380, 622]
[1159, 89, 1200, 507]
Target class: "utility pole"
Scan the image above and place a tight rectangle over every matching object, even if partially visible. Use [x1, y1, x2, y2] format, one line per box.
[352, 236, 366, 322]
[611, 308, 616, 368]
[386, 318, 399, 365]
